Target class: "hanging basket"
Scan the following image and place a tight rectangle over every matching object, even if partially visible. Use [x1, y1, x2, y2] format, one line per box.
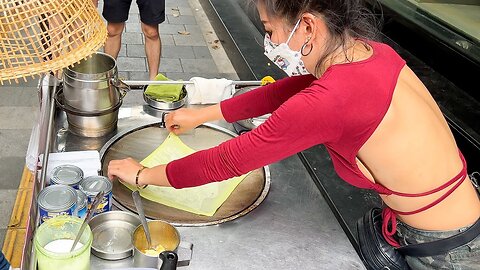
[0, 0, 107, 84]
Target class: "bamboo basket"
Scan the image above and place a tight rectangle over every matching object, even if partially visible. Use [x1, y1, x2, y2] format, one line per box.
[0, 0, 107, 84]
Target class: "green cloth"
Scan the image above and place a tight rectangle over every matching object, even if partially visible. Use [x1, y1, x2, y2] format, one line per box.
[144, 73, 183, 102]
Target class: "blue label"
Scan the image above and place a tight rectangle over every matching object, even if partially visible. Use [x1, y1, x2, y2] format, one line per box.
[87, 191, 112, 215]
[39, 206, 75, 224]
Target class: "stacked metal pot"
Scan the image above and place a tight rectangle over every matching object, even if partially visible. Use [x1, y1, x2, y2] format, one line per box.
[59, 52, 128, 137]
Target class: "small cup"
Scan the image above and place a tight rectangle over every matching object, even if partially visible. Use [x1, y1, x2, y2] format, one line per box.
[133, 220, 180, 268]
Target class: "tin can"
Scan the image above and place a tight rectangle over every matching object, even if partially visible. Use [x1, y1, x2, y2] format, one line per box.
[38, 185, 77, 224]
[79, 176, 112, 215]
[74, 189, 88, 219]
[50, 164, 84, 188]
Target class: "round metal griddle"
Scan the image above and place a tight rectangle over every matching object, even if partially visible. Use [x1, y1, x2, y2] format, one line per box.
[100, 122, 270, 226]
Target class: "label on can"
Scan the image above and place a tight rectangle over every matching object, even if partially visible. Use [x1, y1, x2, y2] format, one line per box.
[74, 189, 88, 219]
[50, 164, 84, 189]
[38, 185, 77, 224]
[79, 175, 112, 215]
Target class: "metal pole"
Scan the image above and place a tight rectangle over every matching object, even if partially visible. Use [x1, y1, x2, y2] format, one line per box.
[39, 77, 58, 188]
[122, 80, 263, 86]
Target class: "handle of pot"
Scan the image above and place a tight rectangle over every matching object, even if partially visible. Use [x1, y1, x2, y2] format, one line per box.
[111, 77, 130, 98]
[159, 251, 178, 270]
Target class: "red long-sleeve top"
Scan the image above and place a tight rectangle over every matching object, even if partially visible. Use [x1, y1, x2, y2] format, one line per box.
[166, 41, 406, 191]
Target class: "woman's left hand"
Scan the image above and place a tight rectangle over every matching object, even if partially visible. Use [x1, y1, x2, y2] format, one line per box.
[107, 158, 144, 185]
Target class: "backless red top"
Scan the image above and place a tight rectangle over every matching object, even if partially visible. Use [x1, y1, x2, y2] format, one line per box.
[167, 41, 408, 190]
[166, 41, 468, 245]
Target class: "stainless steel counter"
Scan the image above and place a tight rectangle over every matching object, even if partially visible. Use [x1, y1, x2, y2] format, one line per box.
[51, 103, 365, 270]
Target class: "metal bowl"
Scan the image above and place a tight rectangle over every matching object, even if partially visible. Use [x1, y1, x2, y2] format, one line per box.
[89, 211, 141, 260]
[143, 86, 187, 110]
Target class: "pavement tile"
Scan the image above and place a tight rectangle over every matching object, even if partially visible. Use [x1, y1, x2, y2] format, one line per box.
[128, 72, 151, 81]
[161, 45, 195, 59]
[121, 90, 145, 106]
[193, 46, 213, 59]
[0, 87, 39, 107]
[121, 32, 144, 45]
[0, 228, 5, 248]
[127, 13, 141, 23]
[0, 190, 19, 228]
[180, 59, 218, 74]
[126, 44, 147, 58]
[166, 15, 197, 25]
[0, 107, 37, 129]
[177, 6, 194, 16]
[118, 44, 127, 57]
[0, 129, 32, 156]
[129, 4, 140, 14]
[116, 57, 147, 72]
[118, 71, 130, 80]
[160, 24, 186, 35]
[159, 58, 183, 73]
[0, 157, 24, 190]
[165, 72, 221, 80]
[165, 0, 190, 8]
[1, 77, 40, 88]
[173, 34, 207, 46]
[125, 22, 143, 33]
[184, 24, 202, 34]
[160, 34, 175, 46]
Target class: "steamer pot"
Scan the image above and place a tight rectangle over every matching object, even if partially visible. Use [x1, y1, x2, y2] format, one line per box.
[55, 90, 121, 137]
[63, 52, 129, 112]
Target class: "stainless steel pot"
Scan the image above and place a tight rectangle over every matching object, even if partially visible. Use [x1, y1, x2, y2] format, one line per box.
[133, 220, 180, 269]
[233, 86, 270, 133]
[55, 90, 121, 137]
[63, 52, 128, 111]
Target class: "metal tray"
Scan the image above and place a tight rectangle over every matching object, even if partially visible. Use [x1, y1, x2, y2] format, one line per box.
[89, 211, 141, 260]
[99, 122, 270, 226]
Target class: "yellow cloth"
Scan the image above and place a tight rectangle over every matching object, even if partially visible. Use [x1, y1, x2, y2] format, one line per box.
[144, 73, 183, 102]
[122, 133, 250, 216]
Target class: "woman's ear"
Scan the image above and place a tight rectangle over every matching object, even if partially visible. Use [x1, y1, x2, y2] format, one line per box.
[301, 13, 317, 41]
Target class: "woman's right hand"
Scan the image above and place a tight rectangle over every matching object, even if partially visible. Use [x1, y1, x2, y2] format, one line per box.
[165, 108, 202, 135]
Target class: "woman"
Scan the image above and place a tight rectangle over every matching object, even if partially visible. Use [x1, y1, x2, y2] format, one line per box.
[108, 0, 480, 268]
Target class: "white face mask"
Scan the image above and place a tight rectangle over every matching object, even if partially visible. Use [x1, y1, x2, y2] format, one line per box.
[264, 19, 309, 76]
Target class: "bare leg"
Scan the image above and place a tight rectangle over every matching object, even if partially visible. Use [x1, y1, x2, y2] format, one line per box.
[105, 22, 126, 59]
[141, 22, 161, 80]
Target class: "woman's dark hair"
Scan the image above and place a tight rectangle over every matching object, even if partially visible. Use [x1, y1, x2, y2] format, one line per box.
[251, 0, 381, 74]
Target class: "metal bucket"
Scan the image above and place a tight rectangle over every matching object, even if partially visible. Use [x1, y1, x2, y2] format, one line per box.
[63, 52, 126, 111]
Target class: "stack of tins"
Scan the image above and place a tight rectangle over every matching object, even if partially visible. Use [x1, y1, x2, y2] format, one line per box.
[38, 165, 112, 224]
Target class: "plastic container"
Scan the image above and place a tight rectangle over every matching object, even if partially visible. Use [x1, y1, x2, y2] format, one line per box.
[34, 215, 93, 270]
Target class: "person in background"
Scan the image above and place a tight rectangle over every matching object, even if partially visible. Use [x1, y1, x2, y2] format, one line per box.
[107, 0, 480, 269]
[92, 0, 165, 80]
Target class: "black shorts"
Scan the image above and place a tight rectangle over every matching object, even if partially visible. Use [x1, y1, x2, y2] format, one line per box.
[103, 0, 166, 25]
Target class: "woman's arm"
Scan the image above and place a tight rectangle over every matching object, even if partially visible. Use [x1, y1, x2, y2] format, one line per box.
[221, 74, 316, 123]
[165, 75, 316, 135]
[167, 82, 343, 188]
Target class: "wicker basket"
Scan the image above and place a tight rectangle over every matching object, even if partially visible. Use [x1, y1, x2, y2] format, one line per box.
[0, 0, 107, 84]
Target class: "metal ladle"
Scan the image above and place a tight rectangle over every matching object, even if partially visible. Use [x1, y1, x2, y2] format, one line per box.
[132, 190, 153, 250]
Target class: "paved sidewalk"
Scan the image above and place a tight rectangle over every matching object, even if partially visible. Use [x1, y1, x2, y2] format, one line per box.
[0, 0, 238, 248]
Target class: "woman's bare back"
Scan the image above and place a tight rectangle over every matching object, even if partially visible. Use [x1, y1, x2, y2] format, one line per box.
[357, 65, 480, 230]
